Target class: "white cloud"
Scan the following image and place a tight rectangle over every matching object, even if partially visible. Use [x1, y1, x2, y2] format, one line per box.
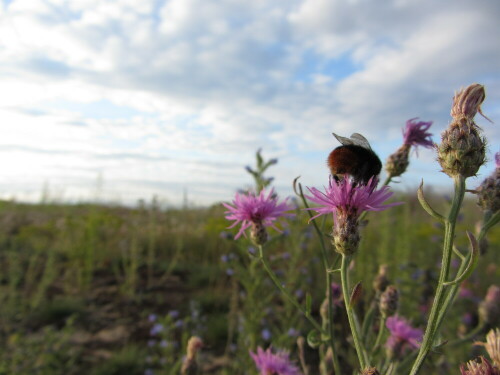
[0, 0, 498, 205]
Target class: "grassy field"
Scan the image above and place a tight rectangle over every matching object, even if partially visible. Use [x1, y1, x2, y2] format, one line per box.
[0, 186, 497, 374]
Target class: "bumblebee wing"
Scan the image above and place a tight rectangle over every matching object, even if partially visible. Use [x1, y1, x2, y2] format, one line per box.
[350, 133, 372, 150]
[332, 132, 356, 146]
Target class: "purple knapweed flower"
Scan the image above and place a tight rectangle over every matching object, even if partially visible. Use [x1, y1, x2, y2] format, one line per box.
[385, 118, 433, 178]
[305, 177, 399, 222]
[495, 152, 500, 168]
[223, 188, 295, 244]
[385, 315, 423, 359]
[305, 177, 401, 255]
[403, 118, 434, 151]
[250, 347, 302, 375]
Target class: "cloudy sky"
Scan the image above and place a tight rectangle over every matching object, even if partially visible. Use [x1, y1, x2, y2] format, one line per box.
[0, 0, 499, 206]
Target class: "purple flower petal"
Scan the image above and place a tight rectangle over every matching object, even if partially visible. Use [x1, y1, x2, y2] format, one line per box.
[250, 347, 302, 375]
[223, 189, 295, 239]
[403, 118, 434, 151]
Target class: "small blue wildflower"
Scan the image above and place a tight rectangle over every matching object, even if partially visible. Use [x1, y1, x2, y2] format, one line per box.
[144, 369, 154, 375]
[261, 328, 272, 341]
[168, 310, 179, 319]
[160, 339, 168, 348]
[221, 254, 230, 263]
[281, 252, 291, 260]
[294, 289, 304, 299]
[226, 268, 234, 276]
[150, 323, 164, 336]
[147, 339, 156, 347]
[148, 314, 157, 323]
[174, 319, 184, 328]
[248, 246, 257, 256]
[287, 328, 299, 337]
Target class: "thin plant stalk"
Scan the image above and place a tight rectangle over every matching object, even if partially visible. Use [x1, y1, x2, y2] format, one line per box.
[409, 175, 465, 375]
[435, 210, 497, 335]
[326, 267, 342, 374]
[370, 315, 387, 357]
[296, 182, 341, 373]
[340, 254, 369, 369]
[257, 245, 326, 335]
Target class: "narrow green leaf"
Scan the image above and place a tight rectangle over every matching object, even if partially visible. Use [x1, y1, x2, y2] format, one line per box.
[417, 180, 445, 222]
[306, 293, 312, 316]
[444, 231, 479, 286]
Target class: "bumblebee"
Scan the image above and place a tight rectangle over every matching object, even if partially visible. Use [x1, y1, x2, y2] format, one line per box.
[327, 133, 382, 185]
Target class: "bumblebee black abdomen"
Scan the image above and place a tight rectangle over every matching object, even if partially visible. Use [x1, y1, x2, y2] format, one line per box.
[327, 145, 382, 185]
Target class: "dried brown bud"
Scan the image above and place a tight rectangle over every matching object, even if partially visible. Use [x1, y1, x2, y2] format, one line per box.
[379, 285, 399, 317]
[385, 144, 410, 178]
[437, 84, 487, 178]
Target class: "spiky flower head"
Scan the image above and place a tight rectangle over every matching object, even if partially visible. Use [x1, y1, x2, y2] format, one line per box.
[476, 329, 500, 368]
[460, 356, 500, 375]
[249, 347, 302, 375]
[479, 285, 500, 327]
[379, 285, 399, 317]
[223, 189, 294, 245]
[437, 84, 488, 178]
[305, 177, 401, 256]
[476, 152, 500, 213]
[385, 315, 423, 359]
[385, 118, 434, 179]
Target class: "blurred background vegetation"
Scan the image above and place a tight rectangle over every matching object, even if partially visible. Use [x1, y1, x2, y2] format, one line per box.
[0, 184, 497, 374]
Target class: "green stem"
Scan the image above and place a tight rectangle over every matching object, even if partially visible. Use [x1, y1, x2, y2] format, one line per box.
[296, 182, 341, 372]
[341, 255, 369, 369]
[361, 300, 378, 346]
[370, 315, 387, 357]
[435, 209, 495, 343]
[409, 175, 465, 375]
[258, 245, 326, 335]
[326, 269, 342, 374]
